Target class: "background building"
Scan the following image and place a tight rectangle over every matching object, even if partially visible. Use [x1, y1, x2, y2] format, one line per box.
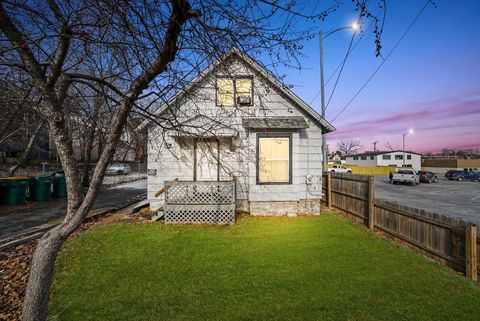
[422, 159, 480, 174]
[346, 151, 421, 169]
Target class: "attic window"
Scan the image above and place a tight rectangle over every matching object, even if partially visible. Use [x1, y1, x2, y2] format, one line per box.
[216, 77, 253, 107]
[235, 78, 253, 105]
[217, 78, 234, 106]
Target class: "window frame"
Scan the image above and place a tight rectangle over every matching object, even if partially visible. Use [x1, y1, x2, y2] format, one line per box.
[407, 154, 412, 160]
[361, 156, 367, 160]
[382, 155, 391, 160]
[256, 133, 292, 185]
[215, 76, 254, 107]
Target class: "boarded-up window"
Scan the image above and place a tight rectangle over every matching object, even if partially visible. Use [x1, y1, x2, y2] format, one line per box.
[258, 136, 290, 184]
[217, 78, 234, 106]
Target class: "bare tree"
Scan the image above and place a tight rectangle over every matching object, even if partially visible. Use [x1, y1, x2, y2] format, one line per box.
[384, 142, 396, 151]
[0, 1, 385, 320]
[7, 120, 45, 176]
[0, 79, 47, 176]
[337, 139, 362, 156]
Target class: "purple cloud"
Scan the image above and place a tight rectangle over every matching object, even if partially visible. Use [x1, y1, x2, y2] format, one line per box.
[327, 93, 480, 153]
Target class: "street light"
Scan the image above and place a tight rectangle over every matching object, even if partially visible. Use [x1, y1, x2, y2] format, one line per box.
[320, 22, 359, 171]
[402, 129, 414, 166]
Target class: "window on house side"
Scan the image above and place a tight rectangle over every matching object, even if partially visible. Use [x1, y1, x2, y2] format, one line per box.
[370, 156, 374, 160]
[361, 156, 367, 160]
[382, 155, 391, 160]
[395, 155, 403, 160]
[258, 136, 290, 184]
[217, 78, 234, 106]
[353, 156, 358, 160]
[407, 155, 412, 160]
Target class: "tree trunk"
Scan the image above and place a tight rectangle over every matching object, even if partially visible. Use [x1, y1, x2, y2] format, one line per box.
[8, 120, 44, 176]
[19, 227, 68, 321]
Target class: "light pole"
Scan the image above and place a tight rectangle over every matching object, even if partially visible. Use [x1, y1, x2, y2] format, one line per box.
[320, 23, 359, 171]
[402, 129, 413, 166]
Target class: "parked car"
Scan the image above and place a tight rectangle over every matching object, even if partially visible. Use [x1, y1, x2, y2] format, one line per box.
[444, 170, 455, 178]
[446, 170, 479, 181]
[106, 164, 132, 175]
[327, 164, 352, 173]
[392, 168, 419, 185]
[418, 170, 438, 183]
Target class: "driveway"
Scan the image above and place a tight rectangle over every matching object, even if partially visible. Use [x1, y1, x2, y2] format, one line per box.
[0, 179, 147, 240]
[374, 176, 480, 224]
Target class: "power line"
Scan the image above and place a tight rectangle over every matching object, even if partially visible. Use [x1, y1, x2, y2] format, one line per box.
[330, 0, 432, 123]
[309, 17, 376, 106]
[325, 28, 357, 110]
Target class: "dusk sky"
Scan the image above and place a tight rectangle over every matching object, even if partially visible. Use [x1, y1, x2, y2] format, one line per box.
[278, 0, 480, 153]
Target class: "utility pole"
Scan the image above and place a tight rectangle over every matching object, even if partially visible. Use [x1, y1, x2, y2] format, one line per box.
[320, 31, 327, 171]
[318, 24, 358, 171]
[402, 130, 412, 166]
[372, 141, 378, 152]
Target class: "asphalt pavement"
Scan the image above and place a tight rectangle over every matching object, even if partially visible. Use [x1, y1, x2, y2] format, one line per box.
[0, 179, 147, 240]
[374, 176, 480, 224]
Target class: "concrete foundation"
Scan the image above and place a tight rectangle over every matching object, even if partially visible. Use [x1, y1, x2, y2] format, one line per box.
[152, 199, 322, 217]
[248, 199, 321, 216]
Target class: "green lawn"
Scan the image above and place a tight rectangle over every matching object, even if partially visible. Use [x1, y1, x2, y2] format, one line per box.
[50, 212, 480, 321]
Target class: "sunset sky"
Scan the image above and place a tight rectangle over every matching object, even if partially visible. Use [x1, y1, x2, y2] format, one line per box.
[280, 0, 480, 153]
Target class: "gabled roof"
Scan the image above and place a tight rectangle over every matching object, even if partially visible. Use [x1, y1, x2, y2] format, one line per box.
[144, 47, 335, 133]
[347, 150, 422, 157]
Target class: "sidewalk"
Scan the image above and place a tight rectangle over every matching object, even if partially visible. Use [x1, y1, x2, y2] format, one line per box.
[0, 180, 147, 240]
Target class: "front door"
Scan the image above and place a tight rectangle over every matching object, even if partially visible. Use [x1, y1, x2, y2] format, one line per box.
[194, 139, 219, 181]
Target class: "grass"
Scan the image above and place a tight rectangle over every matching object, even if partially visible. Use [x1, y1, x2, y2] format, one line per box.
[49, 212, 480, 321]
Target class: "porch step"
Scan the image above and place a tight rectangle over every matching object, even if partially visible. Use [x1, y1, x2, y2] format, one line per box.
[151, 206, 164, 222]
[132, 199, 150, 213]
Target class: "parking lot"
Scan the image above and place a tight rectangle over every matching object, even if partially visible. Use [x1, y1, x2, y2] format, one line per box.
[375, 175, 480, 225]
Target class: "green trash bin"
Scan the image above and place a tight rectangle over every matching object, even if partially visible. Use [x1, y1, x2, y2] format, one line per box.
[0, 177, 30, 205]
[30, 176, 53, 202]
[52, 174, 67, 198]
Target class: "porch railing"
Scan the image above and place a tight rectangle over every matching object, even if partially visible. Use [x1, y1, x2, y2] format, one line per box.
[164, 180, 236, 225]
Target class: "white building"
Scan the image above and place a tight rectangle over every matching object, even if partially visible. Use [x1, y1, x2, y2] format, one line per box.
[144, 47, 335, 220]
[328, 153, 346, 166]
[346, 151, 421, 169]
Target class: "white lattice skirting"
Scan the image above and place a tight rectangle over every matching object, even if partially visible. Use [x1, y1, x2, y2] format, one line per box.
[164, 180, 236, 225]
[164, 204, 236, 225]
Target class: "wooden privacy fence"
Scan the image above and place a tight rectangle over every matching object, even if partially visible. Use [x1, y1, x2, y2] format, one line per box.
[321, 172, 479, 281]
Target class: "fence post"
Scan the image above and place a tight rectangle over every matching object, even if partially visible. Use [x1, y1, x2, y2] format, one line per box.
[368, 176, 375, 230]
[327, 172, 332, 209]
[466, 224, 477, 281]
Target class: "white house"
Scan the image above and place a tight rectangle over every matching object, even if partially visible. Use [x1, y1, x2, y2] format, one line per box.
[144, 47, 335, 223]
[346, 151, 421, 169]
[328, 152, 346, 166]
